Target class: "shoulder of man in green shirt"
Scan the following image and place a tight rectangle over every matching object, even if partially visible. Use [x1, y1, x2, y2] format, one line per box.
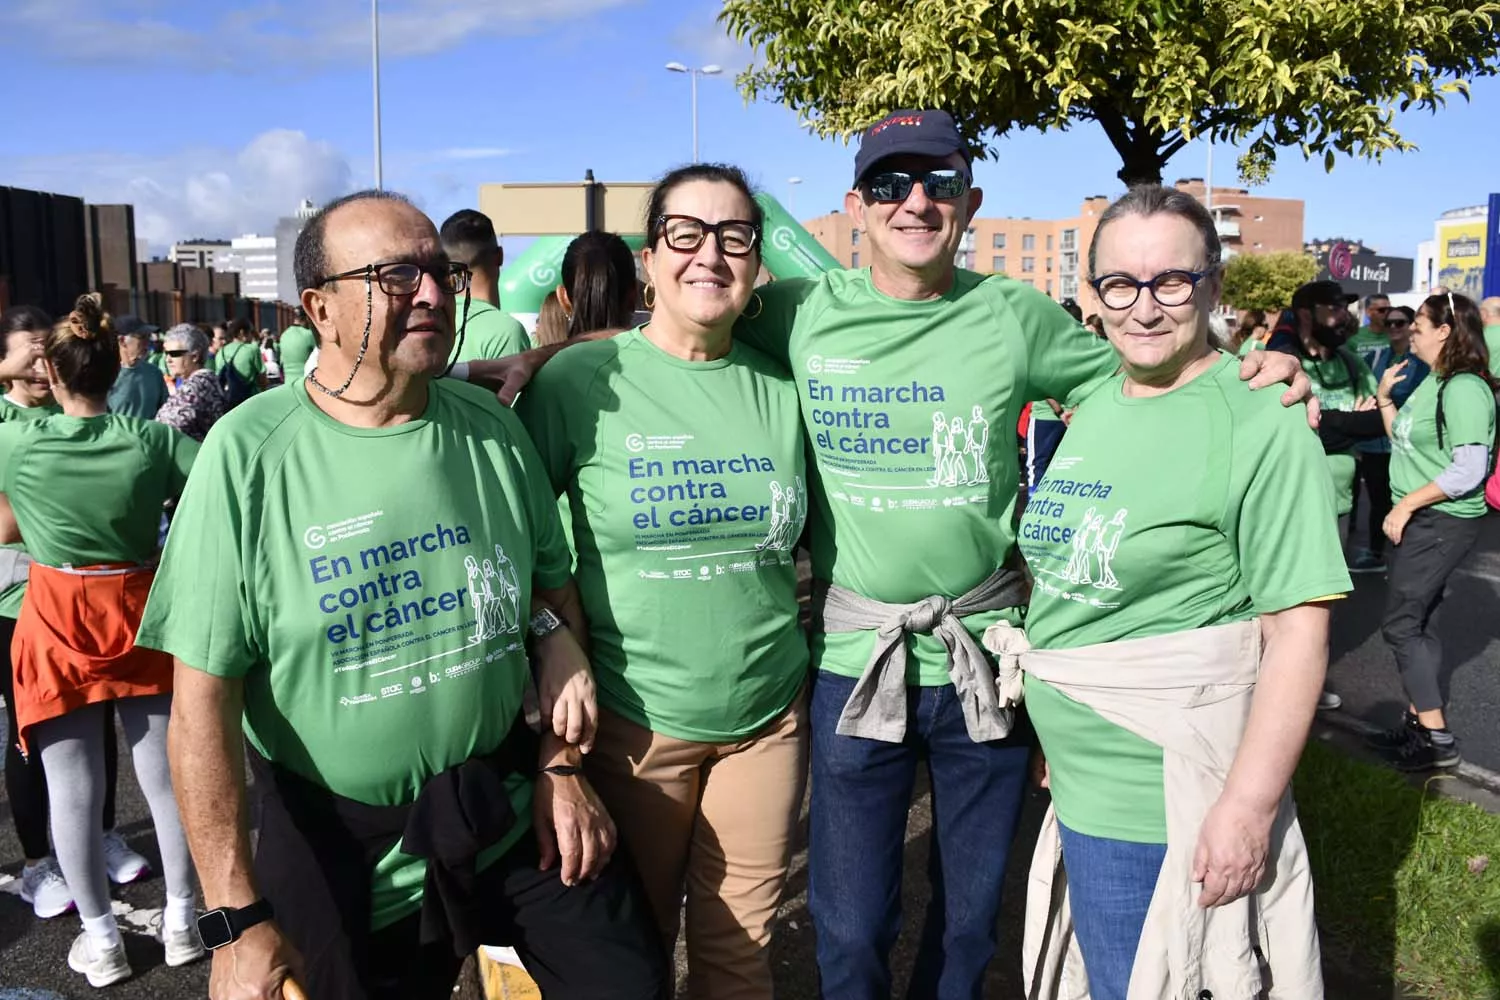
[1485, 324, 1500, 379]
[451, 297, 532, 363]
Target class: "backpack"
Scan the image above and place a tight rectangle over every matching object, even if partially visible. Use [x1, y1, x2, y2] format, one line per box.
[1433, 377, 1500, 511]
[218, 343, 255, 409]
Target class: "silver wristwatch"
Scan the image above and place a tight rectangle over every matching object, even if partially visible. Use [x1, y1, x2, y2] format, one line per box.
[528, 607, 567, 640]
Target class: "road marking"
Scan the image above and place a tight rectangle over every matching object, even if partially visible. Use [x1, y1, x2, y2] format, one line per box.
[0, 871, 164, 935]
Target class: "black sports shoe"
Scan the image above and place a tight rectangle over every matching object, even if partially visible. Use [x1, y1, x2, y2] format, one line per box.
[1365, 712, 1422, 751]
[1384, 730, 1461, 772]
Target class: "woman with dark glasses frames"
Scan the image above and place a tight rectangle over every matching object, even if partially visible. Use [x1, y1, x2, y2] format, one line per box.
[518, 163, 809, 1000]
[155, 323, 228, 443]
[1010, 186, 1342, 999]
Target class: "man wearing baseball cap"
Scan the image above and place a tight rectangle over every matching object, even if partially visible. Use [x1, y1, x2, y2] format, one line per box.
[469, 110, 1313, 998]
[107, 315, 168, 419]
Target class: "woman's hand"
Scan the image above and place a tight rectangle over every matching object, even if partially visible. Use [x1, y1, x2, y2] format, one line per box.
[1384, 503, 1414, 545]
[1377, 358, 1409, 406]
[1192, 793, 1275, 907]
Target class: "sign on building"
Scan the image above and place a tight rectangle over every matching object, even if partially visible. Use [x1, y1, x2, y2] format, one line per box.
[1315, 242, 1414, 296]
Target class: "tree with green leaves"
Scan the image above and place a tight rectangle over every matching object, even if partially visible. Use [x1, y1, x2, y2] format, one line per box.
[721, 0, 1500, 186]
[1219, 251, 1320, 312]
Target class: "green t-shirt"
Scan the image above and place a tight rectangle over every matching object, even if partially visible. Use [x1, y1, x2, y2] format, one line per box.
[218, 341, 266, 392]
[1485, 324, 1500, 380]
[1286, 347, 1377, 516]
[451, 297, 532, 364]
[1019, 353, 1351, 842]
[1347, 327, 1395, 455]
[151, 351, 170, 374]
[278, 325, 317, 381]
[135, 379, 571, 930]
[1390, 373, 1497, 519]
[0, 413, 195, 568]
[735, 268, 1119, 686]
[0, 397, 62, 618]
[517, 329, 809, 742]
[107, 359, 169, 419]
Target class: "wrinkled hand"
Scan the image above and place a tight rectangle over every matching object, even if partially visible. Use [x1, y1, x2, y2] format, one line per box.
[1030, 750, 1050, 790]
[1384, 504, 1413, 545]
[1378, 359, 1410, 402]
[1239, 350, 1320, 429]
[208, 921, 305, 1000]
[534, 771, 616, 886]
[0, 339, 43, 382]
[1192, 795, 1274, 908]
[536, 643, 598, 752]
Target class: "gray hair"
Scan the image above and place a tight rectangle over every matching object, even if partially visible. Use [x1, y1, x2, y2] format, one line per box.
[1087, 185, 1223, 279]
[162, 323, 209, 364]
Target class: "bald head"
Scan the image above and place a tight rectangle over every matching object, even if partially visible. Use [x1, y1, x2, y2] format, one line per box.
[1481, 296, 1500, 326]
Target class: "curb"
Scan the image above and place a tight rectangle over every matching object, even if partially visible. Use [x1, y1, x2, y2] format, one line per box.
[1318, 709, 1500, 797]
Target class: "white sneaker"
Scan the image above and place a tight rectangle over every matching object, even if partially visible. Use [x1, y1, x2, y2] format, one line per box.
[151, 913, 208, 967]
[1318, 690, 1343, 712]
[67, 930, 133, 988]
[101, 830, 151, 885]
[19, 857, 76, 919]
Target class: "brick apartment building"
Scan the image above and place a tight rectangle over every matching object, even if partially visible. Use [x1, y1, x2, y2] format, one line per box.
[804, 179, 1305, 316]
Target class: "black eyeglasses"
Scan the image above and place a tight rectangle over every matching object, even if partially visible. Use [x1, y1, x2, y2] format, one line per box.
[654, 216, 761, 257]
[862, 169, 971, 203]
[1090, 268, 1217, 310]
[1386, 319, 1410, 329]
[315, 261, 470, 296]
[164, 349, 190, 358]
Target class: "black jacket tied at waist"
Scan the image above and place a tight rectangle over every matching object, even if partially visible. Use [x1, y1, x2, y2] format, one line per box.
[247, 721, 537, 1000]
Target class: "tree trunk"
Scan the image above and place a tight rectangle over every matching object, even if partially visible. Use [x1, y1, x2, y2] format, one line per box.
[1115, 140, 1166, 187]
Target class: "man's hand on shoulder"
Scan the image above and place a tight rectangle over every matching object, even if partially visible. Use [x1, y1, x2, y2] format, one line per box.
[1238, 349, 1320, 429]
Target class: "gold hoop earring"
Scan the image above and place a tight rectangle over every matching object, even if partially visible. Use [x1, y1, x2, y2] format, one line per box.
[643, 283, 655, 309]
[742, 292, 764, 320]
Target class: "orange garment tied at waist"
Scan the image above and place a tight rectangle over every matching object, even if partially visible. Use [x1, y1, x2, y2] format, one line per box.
[10, 562, 172, 754]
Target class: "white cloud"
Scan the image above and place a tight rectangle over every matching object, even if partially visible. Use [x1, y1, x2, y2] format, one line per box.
[668, 6, 754, 75]
[0, 0, 643, 68]
[0, 129, 353, 249]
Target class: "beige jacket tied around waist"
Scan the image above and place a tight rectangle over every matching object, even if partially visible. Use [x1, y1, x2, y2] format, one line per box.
[982, 618, 1322, 1000]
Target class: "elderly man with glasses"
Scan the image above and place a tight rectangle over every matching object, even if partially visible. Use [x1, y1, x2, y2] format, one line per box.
[137, 190, 666, 1000]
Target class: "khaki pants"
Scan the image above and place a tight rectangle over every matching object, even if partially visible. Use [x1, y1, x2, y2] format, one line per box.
[585, 694, 808, 1000]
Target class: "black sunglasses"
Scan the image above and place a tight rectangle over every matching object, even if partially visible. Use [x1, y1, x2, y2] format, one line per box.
[164, 349, 190, 358]
[1386, 318, 1410, 328]
[654, 215, 761, 258]
[315, 261, 470, 296]
[861, 169, 971, 203]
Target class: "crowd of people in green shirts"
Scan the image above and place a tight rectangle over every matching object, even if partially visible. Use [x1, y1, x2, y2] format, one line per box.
[0, 105, 1496, 1000]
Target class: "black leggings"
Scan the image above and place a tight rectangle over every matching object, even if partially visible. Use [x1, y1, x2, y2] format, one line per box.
[0, 615, 119, 860]
[1350, 453, 1394, 555]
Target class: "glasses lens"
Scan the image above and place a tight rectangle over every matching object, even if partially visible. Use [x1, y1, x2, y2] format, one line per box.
[923, 170, 969, 200]
[865, 173, 915, 202]
[165, 349, 188, 357]
[664, 218, 707, 252]
[1387, 319, 1409, 328]
[717, 223, 757, 256]
[441, 264, 469, 294]
[1151, 271, 1197, 307]
[378, 263, 422, 294]
[1097, 276, 1140, 310]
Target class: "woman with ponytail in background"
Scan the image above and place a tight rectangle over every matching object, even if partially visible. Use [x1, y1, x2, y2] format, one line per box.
[0, 295, 204, 988]
[557, 231, 639, 340]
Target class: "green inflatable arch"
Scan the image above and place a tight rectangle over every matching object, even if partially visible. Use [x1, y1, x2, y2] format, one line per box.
[496, 194, 840, 316]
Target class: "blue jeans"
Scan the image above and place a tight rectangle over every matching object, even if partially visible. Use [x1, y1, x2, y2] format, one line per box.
[807, 669, 1032, 1000]
[1055, 822, 1168, 1000]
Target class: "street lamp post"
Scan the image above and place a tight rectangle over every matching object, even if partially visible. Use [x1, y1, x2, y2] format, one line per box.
[372, 0, 383, 190]
[665, 62, 722, 162]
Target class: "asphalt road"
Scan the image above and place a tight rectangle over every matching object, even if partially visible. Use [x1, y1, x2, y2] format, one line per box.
[1, 507, 1494, 998]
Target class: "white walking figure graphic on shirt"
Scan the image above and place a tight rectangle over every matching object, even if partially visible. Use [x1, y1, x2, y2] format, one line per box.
[928, 412, 950, 486]
[1391, 411, 1414, 454]
[464, 555, 492, 643]
[1092, 509, 1128, 590]
[479, 560, 506, 639]
[493, 545, 521, 633]
[758, 477, 804, 551]
[947, 416, 969, 485]
[964, 405, 990, 485]
[1062, 507, 1101, 584]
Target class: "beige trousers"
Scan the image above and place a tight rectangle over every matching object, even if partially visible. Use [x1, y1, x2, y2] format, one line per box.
[585, 693, 808, 1000]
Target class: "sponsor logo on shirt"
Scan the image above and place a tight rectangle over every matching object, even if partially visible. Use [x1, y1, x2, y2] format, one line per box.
[302, 510, 385, 550]
[624, 432, 696, 452]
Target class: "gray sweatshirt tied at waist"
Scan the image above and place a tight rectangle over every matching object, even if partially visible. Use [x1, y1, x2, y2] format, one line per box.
[813, 565, 1028, 743]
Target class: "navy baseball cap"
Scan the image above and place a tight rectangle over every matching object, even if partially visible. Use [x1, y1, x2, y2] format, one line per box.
[853, 110, 973, 186]
[1291, 280, 1358, 311]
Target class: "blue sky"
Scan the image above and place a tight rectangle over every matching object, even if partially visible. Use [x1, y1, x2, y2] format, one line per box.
[1, 0, 1496, 262]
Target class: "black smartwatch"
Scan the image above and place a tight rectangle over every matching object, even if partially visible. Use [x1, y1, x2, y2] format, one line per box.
[197, 899, 275, 950]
